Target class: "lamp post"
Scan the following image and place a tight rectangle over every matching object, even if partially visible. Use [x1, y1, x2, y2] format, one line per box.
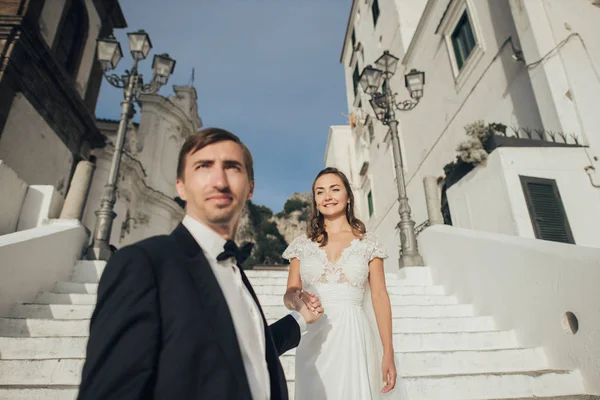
[88, 30, 176, 260]
[358, 50, 425, 267]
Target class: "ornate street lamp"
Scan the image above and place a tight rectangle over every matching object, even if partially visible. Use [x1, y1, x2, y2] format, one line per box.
[358, 50, 426, 267]
[88, 31, 176, 260]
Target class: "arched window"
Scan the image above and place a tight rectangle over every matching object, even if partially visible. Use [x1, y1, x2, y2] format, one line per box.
[55, 0, 88, 77]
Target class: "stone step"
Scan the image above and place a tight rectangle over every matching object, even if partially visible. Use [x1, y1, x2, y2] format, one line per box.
[0, 386, 593, 400]
[69, 261, 426, 286]
[33, 291, 458, 307]
[0, 318, 89, 337]
[388, 295, 457, 306]
[403, 370, 587, 399]
[4, 330, 520, 361]
[392, 316, 495, 333]
[34, 293, 96, 305]
[488, 397, 600, 400]
[0, 316, 514, 353]
[387, 285, 445, 296]
[248, 284, 446, 296]
[244, 269, 290, 277]
[0, 359, 584, 399]
[11, 304, 93, 320]
[247, 277, 421, 287]
[397, 348, 547, 376]
[0, 384, 297, 400]
[0, 337, 88, 359]
[52, 280, 447, 296]
[245, 269, 400, 280]
[11, 303, 473, 319]
[0, 357, 288, 387]
[398, 267, 432, 285]
[393, 304, 475, 318]
[53, 282, 98, 295]
[267, 304, 474, 319]
[280, 348, 547, 380]
[0, 348, 545, 384]
[0, 387, 79, 400]
[10, 301, 474, 321]
[0, 337, 542, 384]
[0, 359, 84, 385]
[0, 335, 525, 365]
[393, 330, 518, 352]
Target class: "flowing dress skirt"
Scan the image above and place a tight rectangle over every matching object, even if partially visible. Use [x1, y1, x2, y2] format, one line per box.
[294, 284, 404, 399]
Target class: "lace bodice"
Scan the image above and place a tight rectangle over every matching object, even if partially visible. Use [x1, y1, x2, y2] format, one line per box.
[282, 232, 387, 290]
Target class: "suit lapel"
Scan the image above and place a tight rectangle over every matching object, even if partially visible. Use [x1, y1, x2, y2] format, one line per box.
[239, 268, 288, 400]
[171, 224, 252, 395]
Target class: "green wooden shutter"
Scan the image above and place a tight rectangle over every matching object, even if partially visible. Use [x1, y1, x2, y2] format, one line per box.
[520, 176, 575, 244]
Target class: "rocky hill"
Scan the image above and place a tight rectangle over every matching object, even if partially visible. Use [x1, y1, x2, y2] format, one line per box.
[236, 192, 311, 269]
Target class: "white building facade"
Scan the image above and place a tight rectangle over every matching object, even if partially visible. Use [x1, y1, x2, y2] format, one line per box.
[329, 0, 600, 253]
[83, 86, 202, 249]
[0, 0, 126, 235]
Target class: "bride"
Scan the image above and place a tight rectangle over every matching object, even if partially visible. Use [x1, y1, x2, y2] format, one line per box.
[282, 167, 406, 399]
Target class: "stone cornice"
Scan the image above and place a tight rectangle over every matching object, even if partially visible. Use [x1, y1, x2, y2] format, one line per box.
[172, 85, 202, 131]
[138, 93, 197, 139]
[0, 14, 105, 152]
[92, 0, 127, 29]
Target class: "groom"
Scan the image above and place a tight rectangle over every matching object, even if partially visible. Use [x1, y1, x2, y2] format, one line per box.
[78, 128, 323, 400]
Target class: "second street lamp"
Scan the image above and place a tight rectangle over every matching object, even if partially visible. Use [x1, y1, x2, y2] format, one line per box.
[88, 32, 176, 261]
[358, 50, 426, 268]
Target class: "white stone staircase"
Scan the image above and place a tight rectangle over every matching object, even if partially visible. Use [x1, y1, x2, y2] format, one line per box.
[0, 261, 597, 399]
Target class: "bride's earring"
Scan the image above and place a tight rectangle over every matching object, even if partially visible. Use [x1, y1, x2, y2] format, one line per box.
[316, 209, 320, 217]
[347, 203, 350, 212]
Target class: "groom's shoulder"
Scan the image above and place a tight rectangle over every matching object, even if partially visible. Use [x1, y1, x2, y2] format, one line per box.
[132, 234, 177, 258]
[110, 234, 176, 265]
[135, 233, 173, 249]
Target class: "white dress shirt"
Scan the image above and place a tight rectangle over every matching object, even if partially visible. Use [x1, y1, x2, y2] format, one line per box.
[182, 216, 307, 400]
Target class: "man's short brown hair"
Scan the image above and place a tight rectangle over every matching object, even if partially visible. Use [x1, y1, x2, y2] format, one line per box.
[176, 127, 254, 181]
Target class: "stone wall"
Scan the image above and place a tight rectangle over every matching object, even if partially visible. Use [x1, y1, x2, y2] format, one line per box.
[420, 224, 600, 392]
[0, 161, 27, 235]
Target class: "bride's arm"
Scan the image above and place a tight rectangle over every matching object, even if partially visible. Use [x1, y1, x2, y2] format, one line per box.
[284, 258, 303, 310]
[369, 257, 397, 392]
[370, 258, 394, 353]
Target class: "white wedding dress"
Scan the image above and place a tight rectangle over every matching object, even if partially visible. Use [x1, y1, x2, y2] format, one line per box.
[283, 233, 408, 400]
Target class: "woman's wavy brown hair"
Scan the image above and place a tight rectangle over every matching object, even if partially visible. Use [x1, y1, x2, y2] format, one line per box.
[307, 167, 366, 246]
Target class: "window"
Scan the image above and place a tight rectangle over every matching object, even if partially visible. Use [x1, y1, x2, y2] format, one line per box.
[55, 0, 88, 77]
[372, 0, 380, 27]
[351, 29, 356, 49]
[352, 64, 360, 96]
[367, 190, 374, 217]
[451, 11, 476, 71]
[520, 176, 575, 244]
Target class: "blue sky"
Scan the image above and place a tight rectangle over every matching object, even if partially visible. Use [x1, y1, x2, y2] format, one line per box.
[95, 0, 351, 212]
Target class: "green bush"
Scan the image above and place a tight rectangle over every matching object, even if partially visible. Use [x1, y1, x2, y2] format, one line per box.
[283, 198, 309, 214]
[241, 200, 288, 269]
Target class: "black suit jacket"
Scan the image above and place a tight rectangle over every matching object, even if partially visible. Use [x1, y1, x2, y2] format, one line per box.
[78, 223, 300, 400]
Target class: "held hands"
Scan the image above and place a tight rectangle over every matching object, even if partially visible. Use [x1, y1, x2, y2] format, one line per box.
[291, 290, 324, 324]
[381, 352, 397, 393]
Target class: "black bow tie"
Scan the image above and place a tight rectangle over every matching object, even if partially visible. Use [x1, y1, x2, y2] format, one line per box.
[217, 240, 254, 265]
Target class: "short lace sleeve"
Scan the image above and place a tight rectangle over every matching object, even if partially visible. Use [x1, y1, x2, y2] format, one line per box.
[364, 232, 387, 261]
[282, 235, 306, 261]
